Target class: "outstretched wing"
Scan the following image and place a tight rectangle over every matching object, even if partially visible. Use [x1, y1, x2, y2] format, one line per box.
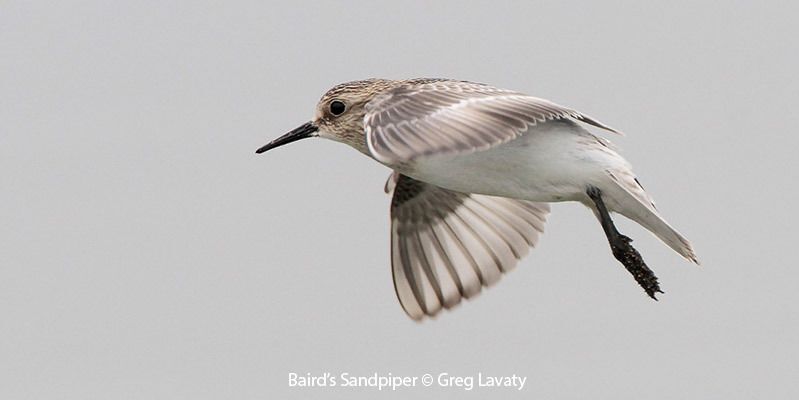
[388, 173, 550, 320]
[365, 79, 619, 164]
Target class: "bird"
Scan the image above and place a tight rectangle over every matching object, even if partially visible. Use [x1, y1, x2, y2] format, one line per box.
[256, 78, 698, 320]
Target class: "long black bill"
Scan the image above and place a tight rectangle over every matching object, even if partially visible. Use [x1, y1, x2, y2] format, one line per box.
[255, 121, 318, 154]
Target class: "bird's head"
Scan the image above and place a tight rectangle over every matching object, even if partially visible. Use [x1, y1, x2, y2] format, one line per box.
[256, 79, 396, 155]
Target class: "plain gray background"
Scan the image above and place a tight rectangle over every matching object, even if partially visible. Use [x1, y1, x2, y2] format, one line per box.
[2, 1, 797, 398]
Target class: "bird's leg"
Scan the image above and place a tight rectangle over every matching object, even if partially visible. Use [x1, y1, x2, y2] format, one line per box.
[586, 186, 663, 300]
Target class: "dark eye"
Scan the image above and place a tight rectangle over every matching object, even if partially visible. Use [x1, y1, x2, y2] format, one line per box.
[329, 100, 346, 116]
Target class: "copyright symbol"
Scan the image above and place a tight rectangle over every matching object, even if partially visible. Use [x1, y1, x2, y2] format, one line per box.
[421, 374, 433, 386]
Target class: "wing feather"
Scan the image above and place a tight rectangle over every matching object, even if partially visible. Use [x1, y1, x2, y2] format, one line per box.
[389, 174, 550, 320]
[366, 80, 620, 164]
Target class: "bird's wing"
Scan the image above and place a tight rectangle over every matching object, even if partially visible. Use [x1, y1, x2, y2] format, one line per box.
[365, 79, 619, 164]
[388, 173, 549, 320]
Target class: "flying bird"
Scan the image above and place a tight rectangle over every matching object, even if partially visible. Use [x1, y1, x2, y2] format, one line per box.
[256, 78, 698, 320]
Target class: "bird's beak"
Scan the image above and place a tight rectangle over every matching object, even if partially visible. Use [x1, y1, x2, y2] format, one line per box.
[256, 121, 319, 154]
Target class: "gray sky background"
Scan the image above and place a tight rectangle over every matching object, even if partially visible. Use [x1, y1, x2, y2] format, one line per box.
[2, 1, 797, 398]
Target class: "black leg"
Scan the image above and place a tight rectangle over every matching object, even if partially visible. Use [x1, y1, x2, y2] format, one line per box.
[586, 186, 663, 300]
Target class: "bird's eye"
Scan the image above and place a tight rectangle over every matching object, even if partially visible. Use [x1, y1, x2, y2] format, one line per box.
[329, 100, 346, 116]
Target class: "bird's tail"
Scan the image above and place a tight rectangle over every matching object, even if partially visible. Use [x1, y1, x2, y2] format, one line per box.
[601, 169, 699, 264]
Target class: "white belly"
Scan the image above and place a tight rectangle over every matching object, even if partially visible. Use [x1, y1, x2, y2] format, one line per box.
[400, 120, 627, 202]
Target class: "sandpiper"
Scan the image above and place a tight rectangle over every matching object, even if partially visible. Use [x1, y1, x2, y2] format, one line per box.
[257, 78, 698, 320]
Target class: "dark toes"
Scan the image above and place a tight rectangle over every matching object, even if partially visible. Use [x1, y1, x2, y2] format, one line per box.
[611, 235, 663, 300]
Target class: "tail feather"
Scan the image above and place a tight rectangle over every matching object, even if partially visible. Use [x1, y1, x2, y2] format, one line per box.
[603, 170, 699, 264]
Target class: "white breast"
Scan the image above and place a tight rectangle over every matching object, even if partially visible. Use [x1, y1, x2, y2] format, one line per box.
[397, 120, 626, 202]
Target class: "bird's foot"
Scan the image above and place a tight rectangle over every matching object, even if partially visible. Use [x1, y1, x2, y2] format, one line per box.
[611, 234, 663, 300]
